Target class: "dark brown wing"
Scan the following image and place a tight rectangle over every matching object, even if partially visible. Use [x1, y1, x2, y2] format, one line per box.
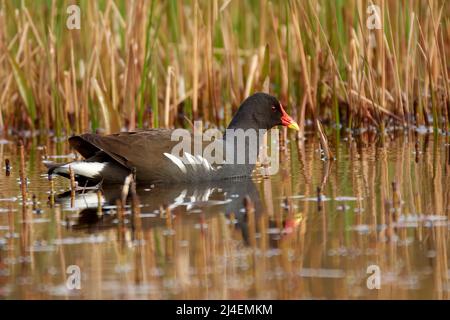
[69, 129, 176, 165]
[68, 129, 203, 182]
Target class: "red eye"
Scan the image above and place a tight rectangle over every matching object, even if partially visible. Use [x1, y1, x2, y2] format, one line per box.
[271, 106, 277, 112]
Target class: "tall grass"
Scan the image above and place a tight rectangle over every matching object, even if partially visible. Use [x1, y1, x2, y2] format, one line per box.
[0, 0, 448, 136]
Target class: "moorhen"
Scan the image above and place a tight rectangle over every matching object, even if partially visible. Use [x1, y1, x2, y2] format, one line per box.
[46, 92, 299, 185]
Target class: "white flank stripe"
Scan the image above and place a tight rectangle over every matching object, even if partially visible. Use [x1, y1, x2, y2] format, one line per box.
[197, 155, 212, 172]
[184, 152, 198, 172]
[164, 153, 187, 174]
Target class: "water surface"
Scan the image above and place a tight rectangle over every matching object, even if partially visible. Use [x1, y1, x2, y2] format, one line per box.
[0, 132, 449, 299]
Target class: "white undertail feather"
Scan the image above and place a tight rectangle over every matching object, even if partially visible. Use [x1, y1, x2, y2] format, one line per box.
[53, 161, 106, 178]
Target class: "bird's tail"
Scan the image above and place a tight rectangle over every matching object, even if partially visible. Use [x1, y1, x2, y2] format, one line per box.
[44, 160, 105, 186]
[44, 161, 68, 178]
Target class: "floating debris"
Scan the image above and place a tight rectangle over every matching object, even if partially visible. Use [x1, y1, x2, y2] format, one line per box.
[4, 159, 10, 176]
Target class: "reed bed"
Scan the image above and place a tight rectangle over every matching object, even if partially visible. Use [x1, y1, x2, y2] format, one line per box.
[0, 0, 449, 137]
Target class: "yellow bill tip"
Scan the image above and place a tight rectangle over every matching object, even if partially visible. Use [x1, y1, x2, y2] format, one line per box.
[287, 121, 300, 131]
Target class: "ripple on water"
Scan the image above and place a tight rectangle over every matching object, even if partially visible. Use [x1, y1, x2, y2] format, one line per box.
[298, 268, 346, 278]
[393, 214, 448, 228]
[41, 284, 81, 297]
[301, 195, 363, 202]
[28, 242, 56, 252]
[139, 213, 158, 218]
[0, 197, 18, 202]
[1, 134, 448, 299]
[47, 154, 77, 159]
[52, 235, 108, 245]
[114, 264, 133, 274]
[20, 218, 50, 224]
[348, 224, 371, 233]
[334, 196, 363, 201]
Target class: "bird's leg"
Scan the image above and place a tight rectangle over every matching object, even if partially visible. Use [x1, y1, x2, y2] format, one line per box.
[81, 179, 89, 194]
[98, 178, 104, 192]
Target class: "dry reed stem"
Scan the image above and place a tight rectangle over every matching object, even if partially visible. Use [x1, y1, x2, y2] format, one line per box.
[165, 206, 172, 230]
[130, 179, 142, 229]
[121, 173, 133, 205]
[18, 141, 27, 204]
[5, 159, 10, 176]
[192, 0, 199, 119]
[164, 66, 173, 128]
[244, 196, 256, 248]
[116, 199, 125, 226]
[48, 175, 54, 207]
[68, 165, 76, 207]
[97, 190, 103, 216]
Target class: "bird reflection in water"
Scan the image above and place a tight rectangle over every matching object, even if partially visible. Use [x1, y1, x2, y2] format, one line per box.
[51, 178, 280, 246]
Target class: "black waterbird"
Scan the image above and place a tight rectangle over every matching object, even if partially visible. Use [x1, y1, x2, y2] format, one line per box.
[46, 93, 299, 185]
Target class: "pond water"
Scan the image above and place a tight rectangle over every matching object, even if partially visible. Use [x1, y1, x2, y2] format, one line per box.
[0, 131, 449, 299]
